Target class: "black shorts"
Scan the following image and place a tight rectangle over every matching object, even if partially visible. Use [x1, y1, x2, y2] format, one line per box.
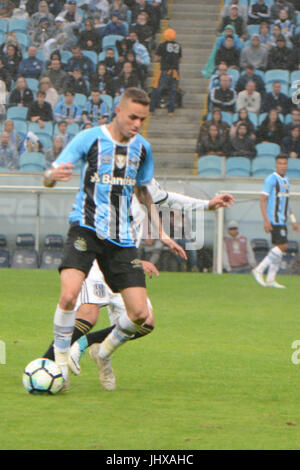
[59, 224, 146, 293]
[271, 224, 288, 245]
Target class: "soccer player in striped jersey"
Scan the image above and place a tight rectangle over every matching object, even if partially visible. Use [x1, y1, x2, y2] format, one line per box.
[43, 88, 187, 389]
[63, 180, 234, 390]
[252, 155, 299, 288]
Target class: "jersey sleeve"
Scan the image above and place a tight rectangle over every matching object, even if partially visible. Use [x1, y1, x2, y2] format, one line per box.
[136, 141, 154, 186]
[146, 178, 168, 204]
[262, 174, 274, 196]
[52, 129, 91, 167]
[161, 192, 210, 211]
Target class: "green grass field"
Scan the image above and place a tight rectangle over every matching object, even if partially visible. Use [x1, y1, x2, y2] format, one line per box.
[1, 268, 300, 450]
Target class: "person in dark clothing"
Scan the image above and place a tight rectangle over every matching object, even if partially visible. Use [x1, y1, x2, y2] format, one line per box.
[27, 90, 53, 126]
[219, 5, 247, 40]
[198, 123, 231, 157]
[1, 43, 22, 82]
[261, 81, 291, 116]
[114, 61, 140, 95]
[8, 76, 34, 107]
[267, 34, 295, 70]
[78, 18, 102, 54]
[235, 64, 265, 97]
[248, 0, 271, 24]
[230, 122, 257, 159]
[215, 35, 240, 69]
[281, 124, 300, 158]
[90, 62, 115, 97]
[210, 74, 237, 112]
[256, 109, 285, 145]
[64, 68, 90, 96]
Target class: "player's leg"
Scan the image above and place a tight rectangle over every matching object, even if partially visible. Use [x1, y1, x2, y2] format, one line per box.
[265, 243, 287, 288]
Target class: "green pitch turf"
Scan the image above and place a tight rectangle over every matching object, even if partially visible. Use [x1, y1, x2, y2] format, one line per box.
[1, 269, 300, 450]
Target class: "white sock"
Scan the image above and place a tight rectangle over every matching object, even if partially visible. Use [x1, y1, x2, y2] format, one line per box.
[98, 311, 140, 359]
[53, 305, 76, 354]
[256, 252, 272, 274]
[266, 247, 283, 284]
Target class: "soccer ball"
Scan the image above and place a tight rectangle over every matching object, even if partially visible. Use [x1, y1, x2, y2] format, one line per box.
[22, 358, 64, 395]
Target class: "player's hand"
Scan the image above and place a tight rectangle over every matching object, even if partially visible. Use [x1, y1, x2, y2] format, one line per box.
[161, 233, 187, 260]
[50, 162, 74, 182]
[208, 193, 235, 210]
[264, 220, 272, 233]
[141, 260, 159, 279]
[293, 223, 299, 233]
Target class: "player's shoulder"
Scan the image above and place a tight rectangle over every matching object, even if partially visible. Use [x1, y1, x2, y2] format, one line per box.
[136, 133, 152, 151]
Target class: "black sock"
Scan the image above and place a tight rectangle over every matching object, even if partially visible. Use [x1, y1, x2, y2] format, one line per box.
[130, 324, 154, 340]
[86, 325, 115, 347]
[43, 318, 94, 360]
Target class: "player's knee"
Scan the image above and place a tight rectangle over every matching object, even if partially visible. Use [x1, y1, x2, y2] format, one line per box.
[128, 306, 149, 325]
[59, 291, 78, 311]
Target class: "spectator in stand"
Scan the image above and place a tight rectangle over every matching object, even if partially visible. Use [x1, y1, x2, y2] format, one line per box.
[248, 0, 271, 25]
[230, 108, 256, 140]
[209, 62, 235, 93]
[45, 135, 64, 167]
[0, 131, 18, 169]
[55, 120, 73, 148]
[131, 0, 160, 35]
[285, 108, 300, 134]
[256, 108, 285, 144]
[218, 5, 248, 42]
[0, 1, 15, 18]
[65, 67, 90, 97]
[59, 0, 82, 36]
[240, 34, 268, 71]
[18, 46, 43, 80]
[8, 76, 34, 107]
[109, 0, 129, 21]
[274, 8, 295, 41]
[102, 47, 119, 76]
[78, 18, 102, 54]
[81, 0, 110, 23]
[216, 24, 243, 52]
[91, 62, 115, 97]
[26, 0, 62, 17]
[223, 220, 256, 274]
[270, 0, 295, 22]
[221, 0, 248, 23]
[236, 80, 261, 115]
[198, 123, 231, 157]
[0, 56, 11, 91]
[229, 122, 257, 159]
[102, 11, 127, 38]
[38, 77, 58, 109]
[198, 108, 230, 144]
[26, 90, 53, 128]
[127, 30, 150, 88]
[1, 43, 21, 82]
[27, 0, 55, 40]
[51, 16, 77, 51]
[259, 22, 272, 48]
[3, 119, 21, 154]
[41, 57, 68, 95]
[235, 64, 265, 97]
[82, 88, 110, 126]
[115, 61, 140, 95]
[54, 90, 81, 124]
[210, 74, 237, 112]
[215, 35, 241, 69]
[261, 81, 291, 115]
[281, 124, 300, 158]
[133, 11, 154, 52]
[150, 28, 182, 117]
[269, 23, 293, 48]
[66, 45, 95, 82]
[31, 16, 56, 48]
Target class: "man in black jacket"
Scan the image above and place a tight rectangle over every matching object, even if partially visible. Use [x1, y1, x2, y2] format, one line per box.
[26, 90, 53, 128]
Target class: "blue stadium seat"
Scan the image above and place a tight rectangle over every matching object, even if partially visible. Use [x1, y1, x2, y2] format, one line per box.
[60, 50, 72, 65]
[25, 78, 39, 94]
[227, 68, 239, 84]
[82, 50, 98, 66]
[13, 120, 27, 139]
[102, 34, 124, 51]
[0, 19, 8, 33]
[255, 142, 281, 158]
[198, 155, 223, 177]
[8, 18, 28, 33]
[252, 156, 276, 177]
[290, 71, 300, 87]
[28, 121, 53, 137]
[74, 93, 87, 108]
[15, 31, 30, 48]
[11, 233, 39, 269]
[251, 238, 269, 264]
[225, 157, 251, 177]
[100, 94, 113, 118]
[7, 106, 28, 121]
[265, 70, 290, 87]
[247, 25, 260, 36]
[19, 152, 46, 172]
[36, 134, 53, 151]
[286, 159, 300, 178]
[40, 234, 64, 270]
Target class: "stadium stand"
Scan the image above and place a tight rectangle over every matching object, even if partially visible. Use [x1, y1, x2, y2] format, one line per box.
[0, 233, 9, 267]
[40, 234, 64, 270]
[11, 233, 38, 269]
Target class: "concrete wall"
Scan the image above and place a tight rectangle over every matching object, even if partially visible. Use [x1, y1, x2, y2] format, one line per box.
[1, 172, 300, 252]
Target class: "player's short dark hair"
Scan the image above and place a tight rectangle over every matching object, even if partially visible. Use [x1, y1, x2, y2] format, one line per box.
[121, 87, 150, 106]
[276, 154, 288, 161]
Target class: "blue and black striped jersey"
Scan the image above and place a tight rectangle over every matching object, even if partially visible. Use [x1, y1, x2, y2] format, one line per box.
[262, 172, 290, 225]
[53, 125, 154, 247]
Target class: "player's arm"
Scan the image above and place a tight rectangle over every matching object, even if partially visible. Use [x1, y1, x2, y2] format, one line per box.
[260, 194, 272, 232]
[289, 209, 299, 232]
[44, 163, 74, 188]
[134, 185, 187, 260]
